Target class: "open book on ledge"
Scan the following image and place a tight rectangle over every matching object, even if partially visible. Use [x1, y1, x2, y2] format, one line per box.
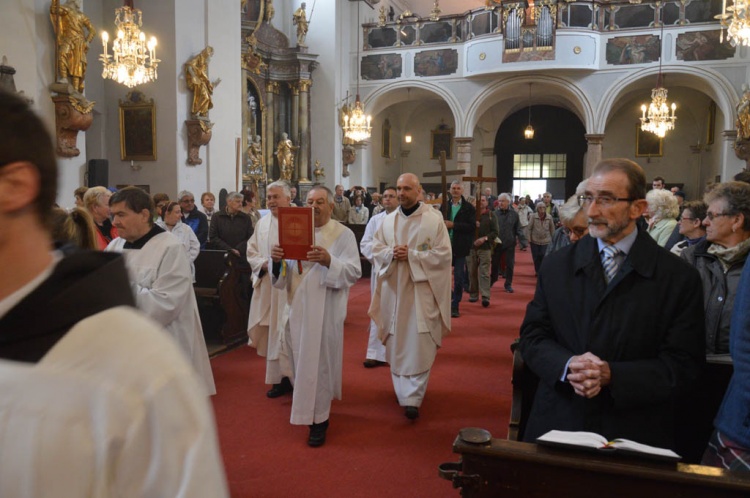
[536, 430, 681, 462]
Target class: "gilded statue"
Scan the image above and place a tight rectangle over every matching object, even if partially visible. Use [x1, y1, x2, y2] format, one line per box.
[378, 6, 387, 27]
[276, 133, 296, 181]
[185, 46, 221, 119]
[266, 0, 275, 23]
[50, 0, 95, 94]
[248, 135, 262, 168]
[737, 84, 750, 142]
[293, 3, 309, 47]
[313, 160, 325, 181]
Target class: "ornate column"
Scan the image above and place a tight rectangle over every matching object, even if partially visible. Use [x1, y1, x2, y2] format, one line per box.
[298, 79, 312, 182]
[291, 82, 300, 151]
[455, 137, 473, 191]
[584, 134, 605, 178]
[265, 81, 278, 180]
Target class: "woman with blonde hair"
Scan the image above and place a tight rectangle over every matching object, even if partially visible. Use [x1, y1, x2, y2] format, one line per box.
[50, 207, 99, 250]
[646, 189, 679, 247]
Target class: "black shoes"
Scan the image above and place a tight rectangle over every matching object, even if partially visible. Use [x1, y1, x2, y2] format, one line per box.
[405, 406, 419, 420]
[482, 298, 490, 307]
[505, 286, 514, 293]
[308, 419, 329, 447]
[363, 359, 388, 368]
[266, 377, 293, 398]
[451, 308, 460, 318]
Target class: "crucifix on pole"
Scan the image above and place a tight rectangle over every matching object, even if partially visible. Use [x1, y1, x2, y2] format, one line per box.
[422, 151, 465, 219]
[463, 164, 496, 238]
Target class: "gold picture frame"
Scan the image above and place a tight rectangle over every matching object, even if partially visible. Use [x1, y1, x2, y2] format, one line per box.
[635, 124, 663, 157]
[382, 119, 391, 158]
[119, 91, 157, 161]
[431, 126, 453, 159]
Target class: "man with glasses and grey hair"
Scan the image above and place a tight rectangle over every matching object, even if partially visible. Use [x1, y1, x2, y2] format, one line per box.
[519, 158, 705, 455]
[179, 190, 209, 248]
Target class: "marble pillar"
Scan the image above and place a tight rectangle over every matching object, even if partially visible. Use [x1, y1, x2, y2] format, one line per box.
[298, 79, 312, 181]
[291, 82, 300, 155]
[455, 137, 473, 191]
[584, 134, 605, 178]
[480, 147, 496, 193]
[265, 82, 277, 180]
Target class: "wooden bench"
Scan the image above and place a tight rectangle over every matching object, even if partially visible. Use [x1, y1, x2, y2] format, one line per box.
[194, 250, 250, 347]
[439, 436, 750, 497]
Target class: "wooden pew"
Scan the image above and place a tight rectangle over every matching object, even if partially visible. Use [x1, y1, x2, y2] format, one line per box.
[343, 222, 371, 278]
[193, 250, 250, 347]
[439, 435, 750, 497]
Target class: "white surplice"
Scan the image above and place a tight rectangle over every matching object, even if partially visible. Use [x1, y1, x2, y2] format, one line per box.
[107, 232, 216, 395]
[156, 219, 200, 281]
[368, 203, 452, 407]
[246, 213, 291, 384]
[273, 219, 361, 425]
[360, 210, 388, 362]
[0, 306, 228, 498]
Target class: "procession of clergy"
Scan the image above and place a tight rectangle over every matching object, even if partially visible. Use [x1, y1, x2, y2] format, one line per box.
[95, 158, 746, 466]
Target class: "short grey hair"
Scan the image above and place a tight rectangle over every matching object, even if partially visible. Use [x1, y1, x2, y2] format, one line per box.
[178, 190, 194, 201]
[227, 192, 244, 202]
[498, 193, 512, 202]
[646, 188, 679, 220]
[83, 186, 111, 211]
[309, 185, 334, 204]
[267, 180, 291, 199]
[559, 180, 588, 223]
[450, 180, 463, 187]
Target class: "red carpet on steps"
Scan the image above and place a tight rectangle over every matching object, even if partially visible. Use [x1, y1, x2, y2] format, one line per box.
[210, 247, 536, 497]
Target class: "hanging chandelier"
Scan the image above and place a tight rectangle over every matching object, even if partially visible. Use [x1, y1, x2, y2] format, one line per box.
[100, 0, 159, 88]
[639, 19, 676, 138]
[524, 83, 534, 139]
[716, 0, 750, 46]
[343, 1, 371, 142]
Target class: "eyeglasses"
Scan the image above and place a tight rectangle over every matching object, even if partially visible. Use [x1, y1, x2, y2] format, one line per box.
[577, 195, 636, 207]
[679, 216, 696, 221]
[180, 198, 195, 204]
[563, 226, 588, 237]
[704, 212, 732, 221]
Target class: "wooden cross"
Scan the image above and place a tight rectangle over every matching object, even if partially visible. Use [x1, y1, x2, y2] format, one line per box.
[423, 151, 465, 219]
[463, 164, 497, 238]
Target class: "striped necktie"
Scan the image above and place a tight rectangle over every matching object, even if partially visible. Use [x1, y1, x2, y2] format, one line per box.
[601, 245, 620, 284]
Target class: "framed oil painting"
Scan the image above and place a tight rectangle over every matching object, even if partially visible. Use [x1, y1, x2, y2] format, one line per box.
[431, 125, 453, 159]
[635, 124, 663, 157]
[119, 91, 157, 161]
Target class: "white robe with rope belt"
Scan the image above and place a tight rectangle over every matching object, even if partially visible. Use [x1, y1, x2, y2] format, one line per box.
[272, 219, 361, 425]
[246, 213, 291, 384]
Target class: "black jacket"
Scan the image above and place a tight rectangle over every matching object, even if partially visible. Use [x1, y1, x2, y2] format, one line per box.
[444, 196, 476, 258]
[207, 209, 254, 253]
[496, 208, 523, 248]
[519, 231, 705, 451]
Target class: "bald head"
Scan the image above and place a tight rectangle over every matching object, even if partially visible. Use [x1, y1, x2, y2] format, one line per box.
[397, 173, 421, 209]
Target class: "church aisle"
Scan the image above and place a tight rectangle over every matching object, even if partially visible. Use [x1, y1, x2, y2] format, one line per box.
[210, 248, 536, 497]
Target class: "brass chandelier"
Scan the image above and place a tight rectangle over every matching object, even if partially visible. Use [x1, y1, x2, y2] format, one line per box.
[343, 0, 371, 142]
[639, 19, 676, 138]
[716, 0, 750, 46]
[100, 0, 159, 88]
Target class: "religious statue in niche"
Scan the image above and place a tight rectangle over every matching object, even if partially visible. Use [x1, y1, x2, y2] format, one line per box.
[246, 134, 265, 182]
[185, 46, 221, 120]
[293, 3, 309, 47]
[276, 132, 297, 181]
[342, 144, 356, 178]
[50, 0, 95, 95]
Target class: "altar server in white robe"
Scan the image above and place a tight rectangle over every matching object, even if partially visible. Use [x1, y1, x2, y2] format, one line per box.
[246, 180, 293, 398]
[369, 173, 452, 420]
[271, 186, 361, 447]
[360, 186, 398, 368]
[107, 187, 216, 395]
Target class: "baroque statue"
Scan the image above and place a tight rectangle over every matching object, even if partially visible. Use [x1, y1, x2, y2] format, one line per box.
[313, 160, 325, 182]
[737, 84, 750, 143]
[50, 0, 95, 94]
[185, 46, 221, 119]
[266, 0, 275, 23]
[276, 132, 296, 181]
[293, 3, 309, 47]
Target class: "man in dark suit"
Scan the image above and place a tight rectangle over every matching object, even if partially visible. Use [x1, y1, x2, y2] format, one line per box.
[518, 158, 705, 452]
[443, 180, 475, 318]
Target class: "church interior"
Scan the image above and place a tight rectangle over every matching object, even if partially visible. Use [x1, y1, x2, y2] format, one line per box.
[4, 0, 750, 495]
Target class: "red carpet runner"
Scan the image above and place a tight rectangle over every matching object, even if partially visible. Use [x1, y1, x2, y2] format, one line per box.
[211, 248, 535, 497]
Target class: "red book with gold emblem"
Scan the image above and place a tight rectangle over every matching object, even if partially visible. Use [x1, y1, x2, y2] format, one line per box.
[278, 206, 315, 261]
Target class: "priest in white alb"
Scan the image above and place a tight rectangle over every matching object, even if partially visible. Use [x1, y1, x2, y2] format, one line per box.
[368, 173, 452, 420]
[359, 186, 398, 368]
[106, 187, 216, 395]
[246, 180, 293, 398]
[271, 186, 361, 447]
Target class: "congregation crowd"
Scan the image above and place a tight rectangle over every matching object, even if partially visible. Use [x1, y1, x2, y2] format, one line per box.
[4, 89, 750, 495]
